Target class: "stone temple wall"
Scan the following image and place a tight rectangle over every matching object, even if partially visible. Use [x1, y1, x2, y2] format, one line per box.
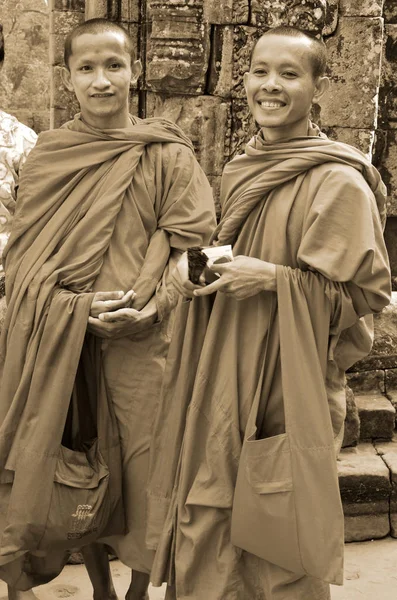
[0, 0, 50, 131]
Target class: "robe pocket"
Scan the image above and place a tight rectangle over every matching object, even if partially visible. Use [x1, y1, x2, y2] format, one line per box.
[231, 432, 303, 574]
[244, 432, 293, 494]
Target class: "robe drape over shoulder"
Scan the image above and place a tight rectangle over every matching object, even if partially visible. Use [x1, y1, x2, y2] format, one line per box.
[0, 114, 216, 582]
[148, 125, 391, 598]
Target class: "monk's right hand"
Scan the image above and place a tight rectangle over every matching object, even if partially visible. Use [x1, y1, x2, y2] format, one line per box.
[171, 251, 204, 298]
[90, 290, 136, 319]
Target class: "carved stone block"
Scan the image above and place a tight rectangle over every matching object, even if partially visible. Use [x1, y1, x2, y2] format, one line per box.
[321, 126, 375, 156]
[230, 98, 257, 160]
[207, 175, 222, 217]
[250, 0, 329, 35]
[378, 25, 397, 130]
[50, 10, 85, 65]
[54, 0, 85, 11]
[319, 17, 383, 129]
[145, 1, 211, 94]
[230, 26, 261, 99]
[146, 93, 231, 176]
[339, 0, 384, 15]
[203, 0, 249, 24]
[121, 0, 140, 22]
[377, 129, 397, 216]
[0, 1, 50, 121]
[384, 0, 397, 23]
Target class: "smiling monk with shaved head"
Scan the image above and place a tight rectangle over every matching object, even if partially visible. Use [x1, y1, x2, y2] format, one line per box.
[147, 26, 392, 600]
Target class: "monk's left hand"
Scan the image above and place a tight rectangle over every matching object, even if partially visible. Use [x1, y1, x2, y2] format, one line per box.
[193, 255, 277, 300]
[87, 296, 158, 339]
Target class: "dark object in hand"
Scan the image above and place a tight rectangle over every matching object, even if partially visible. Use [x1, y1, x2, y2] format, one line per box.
[187, 246, 233, 285]
[187, 247, 208, 285]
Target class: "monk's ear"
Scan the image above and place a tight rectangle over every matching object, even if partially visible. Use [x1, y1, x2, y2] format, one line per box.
[243, 71, 249, 94]
[312, 76, 329, 104]
[130, 59, 142, 85]
[61, 67, 75, 93]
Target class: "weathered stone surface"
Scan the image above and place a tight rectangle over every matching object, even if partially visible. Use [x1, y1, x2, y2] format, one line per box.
[342, 386, 360, 448]
[50, 10, 85, 66]
[0, 0, 50, 133]
[356, 395, 396, 440]
[323, 0, 339, 36]
[121, 0, 140, 22]
[85, 0, 108, 19]
[230, 98, 256, 160]
[381, 451, 397, 536]
[207, 175, 222, 217]
[54, 0, 84, 11]
[377, 129, 397, 216]
[384, 0, 397, 23]
[208, 26, 234, 98]
[339, 0, 384, 16]
[351, 293, 397, 371]
[320, 17, 383, 129]
[145, 1, 211, 94]
[230, 26, 260, 99]
[378, 25, 397, 130]
[346, 370, 385, 395]
[338, 444, 391, 540]
[321, 126, 375, 157]
[250, 0, 328, 35]
[146, 93, 230, 176]
[343, 514, 390, 541]
[384, 217, 397, 279]
[203, 0, 249, 24]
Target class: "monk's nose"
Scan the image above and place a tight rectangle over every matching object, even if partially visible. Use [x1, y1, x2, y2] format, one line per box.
[260, 76, 282, 93]
[92, 69, 111, 88]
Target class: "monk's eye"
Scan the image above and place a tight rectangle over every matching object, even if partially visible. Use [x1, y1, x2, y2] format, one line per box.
[109, 63, 122, 70]
[79, 65, 92, 72]
[252, 68, 267, 76]
[283, 71, 298, 78]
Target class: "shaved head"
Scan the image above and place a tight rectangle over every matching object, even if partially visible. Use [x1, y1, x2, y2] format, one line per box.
[64, 18, 135, 69]
[251, 26, 327, 79]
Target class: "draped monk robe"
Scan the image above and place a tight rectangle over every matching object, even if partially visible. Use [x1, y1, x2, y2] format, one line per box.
[0, 114, 216, 583]
[147, 125, 391, 600]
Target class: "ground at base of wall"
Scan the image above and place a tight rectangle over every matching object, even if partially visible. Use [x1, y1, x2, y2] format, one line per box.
[1, 539, 396, 600]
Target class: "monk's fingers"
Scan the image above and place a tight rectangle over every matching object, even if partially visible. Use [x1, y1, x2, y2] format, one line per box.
[193, 277, 226, 297]
[98, 307, 140, 322]
[100, 289, 136, 311]
[93, 290, 124, 302]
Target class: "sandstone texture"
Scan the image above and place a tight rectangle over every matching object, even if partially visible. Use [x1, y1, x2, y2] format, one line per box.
[351, 293, 397, 371]
[0, 0, 50, 132]
[146, 93, 230, 176]
[355, 395, 396, 440]
[342, 385, 360, 447]
[320, 17, 383, 129]
[346, 370, 385, 395]
[339, 0, 384, 16]
[338, 444, 391, 541]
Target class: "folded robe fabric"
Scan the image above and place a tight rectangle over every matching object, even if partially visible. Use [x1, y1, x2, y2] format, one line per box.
[0, 114, 212, 572]
[147, 125, 391, 595]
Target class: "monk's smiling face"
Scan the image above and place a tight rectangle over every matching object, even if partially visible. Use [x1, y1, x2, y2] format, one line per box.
[243, 34, 329, 142]
[62, 31, 141, 130]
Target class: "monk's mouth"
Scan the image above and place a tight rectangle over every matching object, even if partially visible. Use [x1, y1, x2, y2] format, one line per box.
[91, 94, 114, 98]
[258, 101, 286, 109]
